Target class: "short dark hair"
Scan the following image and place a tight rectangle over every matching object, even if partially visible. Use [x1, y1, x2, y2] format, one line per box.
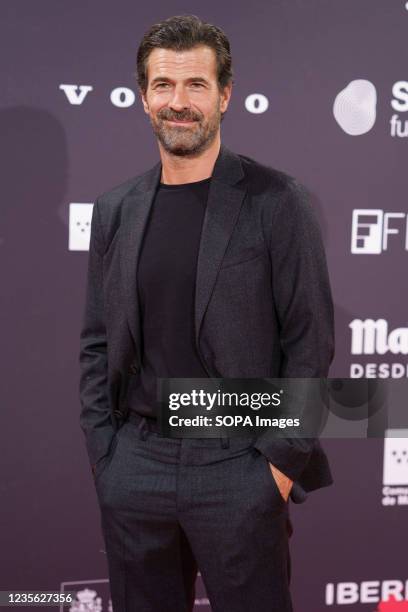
[136, 14, 234, 94]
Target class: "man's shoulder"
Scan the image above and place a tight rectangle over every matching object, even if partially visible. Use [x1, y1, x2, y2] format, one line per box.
[235, 150, 311, 215]
[237, 150, 299, 192]
[94, 166, 155, 209]
[91, 165, 159, 241]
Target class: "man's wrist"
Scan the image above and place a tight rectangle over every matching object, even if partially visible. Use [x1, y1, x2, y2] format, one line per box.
[267, 462, 294, 501]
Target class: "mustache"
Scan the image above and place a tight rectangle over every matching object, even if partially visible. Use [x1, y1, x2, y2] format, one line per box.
[158, 110, 201, 122]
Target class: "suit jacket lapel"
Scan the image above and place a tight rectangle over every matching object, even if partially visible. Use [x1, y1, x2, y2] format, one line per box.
[194, 146, 246, 356]
[119, 144, 246, 370]
[119, 160, 161, 366]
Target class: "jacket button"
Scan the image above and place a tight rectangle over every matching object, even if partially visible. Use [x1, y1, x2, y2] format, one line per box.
[114, 409, 123, 418]
[129, 363, 139, 375]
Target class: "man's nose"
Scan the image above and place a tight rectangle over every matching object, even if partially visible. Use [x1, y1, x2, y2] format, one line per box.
[169, 86, 190, 111]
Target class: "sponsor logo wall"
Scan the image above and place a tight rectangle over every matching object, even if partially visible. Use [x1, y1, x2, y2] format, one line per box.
[2, 1, 407, 610]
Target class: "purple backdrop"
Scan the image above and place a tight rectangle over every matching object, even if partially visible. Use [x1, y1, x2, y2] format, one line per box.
[1, 1, 407, 610]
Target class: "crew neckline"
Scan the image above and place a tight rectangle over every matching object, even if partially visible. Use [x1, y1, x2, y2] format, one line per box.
[159, 176, 212, 190]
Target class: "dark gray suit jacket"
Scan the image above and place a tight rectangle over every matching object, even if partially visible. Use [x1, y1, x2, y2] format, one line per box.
[79, 143, 335, 504]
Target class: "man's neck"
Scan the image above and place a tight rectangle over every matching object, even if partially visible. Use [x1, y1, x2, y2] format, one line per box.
[159, 137, 221, 185]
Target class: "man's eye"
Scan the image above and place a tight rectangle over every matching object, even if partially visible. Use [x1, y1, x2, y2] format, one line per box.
[191, 83, 204, 88]
[156, 83, 169, 89]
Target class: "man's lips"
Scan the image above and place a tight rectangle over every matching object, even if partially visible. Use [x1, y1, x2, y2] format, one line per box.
[165, 119, 197, 124]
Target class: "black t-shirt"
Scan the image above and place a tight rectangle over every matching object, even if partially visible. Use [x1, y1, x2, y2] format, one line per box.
[126, 176, 211, 419]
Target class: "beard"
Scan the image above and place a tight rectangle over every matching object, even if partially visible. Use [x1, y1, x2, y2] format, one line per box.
[148, 103, 222, 157]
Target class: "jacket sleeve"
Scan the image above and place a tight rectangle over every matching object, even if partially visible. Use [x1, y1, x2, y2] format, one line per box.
[253, 179, 335, 482]
[79, 198, 116, 469]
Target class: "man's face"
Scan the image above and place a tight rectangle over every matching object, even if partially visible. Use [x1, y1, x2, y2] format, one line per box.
[140, 45, 232, 156]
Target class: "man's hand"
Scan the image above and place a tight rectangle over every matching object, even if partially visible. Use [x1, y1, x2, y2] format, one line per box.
[268, 463, 293, 502]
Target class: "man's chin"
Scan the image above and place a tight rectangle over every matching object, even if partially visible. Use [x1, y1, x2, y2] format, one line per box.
[163, 145, 199, 157]
[160, 138, 205, 157]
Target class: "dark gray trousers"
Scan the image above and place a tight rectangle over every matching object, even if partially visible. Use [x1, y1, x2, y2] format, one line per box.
[93, 415, 293, 612]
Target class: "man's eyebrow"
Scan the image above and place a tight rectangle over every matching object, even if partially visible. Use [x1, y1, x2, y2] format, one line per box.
[150, 76, 209, 85]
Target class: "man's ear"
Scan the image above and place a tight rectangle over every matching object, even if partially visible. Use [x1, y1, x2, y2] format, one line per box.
[220, 82, 233, 114]
[139, 87, 149, 114]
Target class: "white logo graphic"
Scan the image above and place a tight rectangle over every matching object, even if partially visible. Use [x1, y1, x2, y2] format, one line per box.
[333, 79, 377, 135]
[383, 430, 408, 485]
[350, 319, 408, 378]
[351, 209, 383, 254]
[325, 579, 408, 605]
[60, 580, 112, 612]
[350, 319, 408, 356]
[69, 203, 93, 251]
[351, 209, 408, 254]
[391, 81, 408, 112]
[69, 588, 102, 611]
[59, 84, 94, 105]
[334, 78, 408, 137]
[382, 430, 408, 507]
[244, 94, 269, 114]
[60, 84, 136, 108]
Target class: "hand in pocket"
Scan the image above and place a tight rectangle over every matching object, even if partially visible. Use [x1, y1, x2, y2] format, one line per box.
[268, 463, 293, 502]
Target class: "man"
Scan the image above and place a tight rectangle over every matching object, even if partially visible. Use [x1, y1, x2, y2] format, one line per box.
[79, 14, 334, 612]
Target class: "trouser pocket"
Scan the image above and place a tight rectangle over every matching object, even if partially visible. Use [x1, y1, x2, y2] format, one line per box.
[93, 427, 123, 483]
